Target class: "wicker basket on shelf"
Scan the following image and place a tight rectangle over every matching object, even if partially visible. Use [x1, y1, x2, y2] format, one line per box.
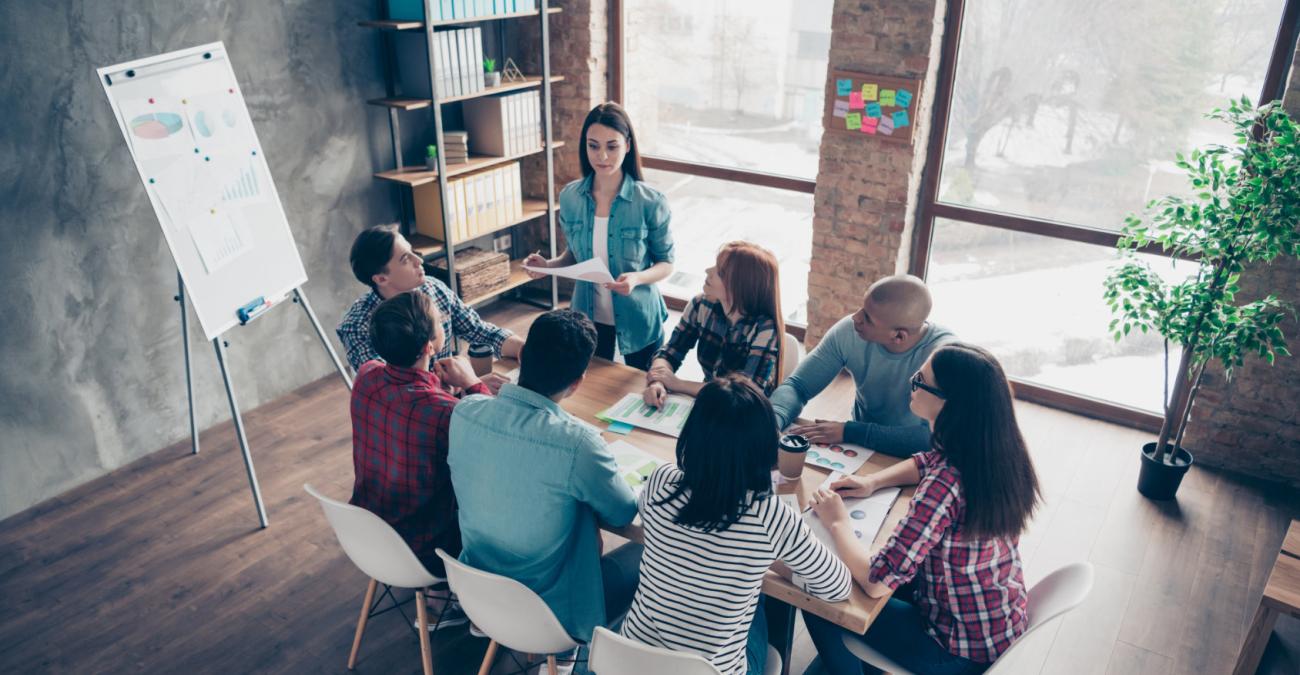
[430, 247, 510, 299]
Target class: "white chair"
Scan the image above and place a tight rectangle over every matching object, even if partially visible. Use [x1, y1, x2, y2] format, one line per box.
[780, 332, 805, 383]
[841, 562, 1095, 675]
[305, 483, 449, 675]
[589, 626, 783, 675]
[437, 548, 579, 675]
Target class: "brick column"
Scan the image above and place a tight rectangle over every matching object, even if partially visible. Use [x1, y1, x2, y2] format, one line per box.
[805, 0, 948, 344]
[1183, 43, 1300, 487]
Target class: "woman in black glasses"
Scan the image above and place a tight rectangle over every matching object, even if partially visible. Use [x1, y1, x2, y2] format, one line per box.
[803, 343, 1041, 674]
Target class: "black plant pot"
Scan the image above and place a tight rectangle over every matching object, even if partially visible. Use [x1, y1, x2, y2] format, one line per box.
[1136, 441, 1194, 500]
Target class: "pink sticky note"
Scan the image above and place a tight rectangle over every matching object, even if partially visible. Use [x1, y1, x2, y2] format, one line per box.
[849, 91, 864, 109]
[861, 117, 879, 135]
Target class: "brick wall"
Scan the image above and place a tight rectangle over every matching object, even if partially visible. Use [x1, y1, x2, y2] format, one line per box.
[1183, 43, 1300, 487]
[804, 1, 948, 343]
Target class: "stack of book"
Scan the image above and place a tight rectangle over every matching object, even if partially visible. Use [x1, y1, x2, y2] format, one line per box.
[396, 28, 486, 99]
[442, 130, 469, 164]
[414, 161, 525, 243]
[388, 0, 541, 21]
[462, 91, 542, 157]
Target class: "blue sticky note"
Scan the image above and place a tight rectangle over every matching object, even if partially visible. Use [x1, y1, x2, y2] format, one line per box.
[895, 89, 913, 108]
[608, 421, 635, 435]
[892, 109, 910, 128]
[865, 102, 882, 118]
[836, 78, 852, 96]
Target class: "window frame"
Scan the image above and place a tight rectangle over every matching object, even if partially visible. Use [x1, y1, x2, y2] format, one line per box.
[910, 0, 1300, 429]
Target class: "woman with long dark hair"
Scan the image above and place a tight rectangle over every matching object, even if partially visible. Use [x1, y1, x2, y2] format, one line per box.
[643, 241, 785, 405]
[524, 102, 674, 370]
[804, 343, 1041, 674]
[621, 375, 851, 675]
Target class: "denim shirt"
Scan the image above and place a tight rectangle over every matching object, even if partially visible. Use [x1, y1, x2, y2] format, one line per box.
[447, 383, 638, 642]
[559, 173, 675, 354]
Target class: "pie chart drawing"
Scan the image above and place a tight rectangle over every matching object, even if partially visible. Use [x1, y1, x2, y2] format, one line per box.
[130, 112, 184, 140]
[193, 110, 214, 138]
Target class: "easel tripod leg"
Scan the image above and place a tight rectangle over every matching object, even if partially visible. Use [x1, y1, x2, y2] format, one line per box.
[212, 337, 269, 528]
[177, 272, 199, 455]
[293, 288, 353, 389]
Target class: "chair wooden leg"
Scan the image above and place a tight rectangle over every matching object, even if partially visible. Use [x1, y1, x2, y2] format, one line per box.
[1232, 603, 1279, 675]
[347, 578, 379, 669]
[547, 654, 558, 673]
[476, 639, 499, 675]
[415, 590, 434, 675]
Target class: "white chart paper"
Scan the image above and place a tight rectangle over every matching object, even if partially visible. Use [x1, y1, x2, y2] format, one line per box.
[524, 258, 615, 284]
[600, 392, 693, 438]
[803, 472, 900, 556]
[803, 440, 874, 474]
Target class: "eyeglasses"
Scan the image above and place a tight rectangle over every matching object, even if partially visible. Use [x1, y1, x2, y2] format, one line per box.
[911, 371, 945, 399]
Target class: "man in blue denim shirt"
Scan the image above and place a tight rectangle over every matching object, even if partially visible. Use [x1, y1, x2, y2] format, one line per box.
[448, 310, 642, 651]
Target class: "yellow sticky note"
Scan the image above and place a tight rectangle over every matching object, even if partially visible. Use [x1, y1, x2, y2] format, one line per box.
[846, 113, 862, 130]
[861, 84, 878, 101]
[880, 89, 896, 107]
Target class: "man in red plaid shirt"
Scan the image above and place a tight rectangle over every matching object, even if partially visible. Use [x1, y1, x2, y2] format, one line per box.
[349, 290, 490, 614]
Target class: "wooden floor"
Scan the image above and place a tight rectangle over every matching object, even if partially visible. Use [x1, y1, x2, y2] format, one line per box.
[2, 300, 1298, 675]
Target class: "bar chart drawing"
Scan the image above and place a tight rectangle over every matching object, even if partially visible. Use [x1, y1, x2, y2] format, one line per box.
[221, 158, 262, 203]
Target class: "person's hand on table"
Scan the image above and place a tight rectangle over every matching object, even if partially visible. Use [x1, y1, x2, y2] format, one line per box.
[788, 419, 846, 444]
[479, 371, 510, 395]
[809, 487, 850, 526]
[605, 272, 640, 296]
[828, 474, 878, 499]
[433, 356, 482, 390]
[523, 253, 550, 280]
[642, 381, 667, 408]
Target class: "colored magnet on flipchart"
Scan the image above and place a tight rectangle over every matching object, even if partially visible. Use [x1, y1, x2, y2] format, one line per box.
[608, 421, 634, 435]
[148, 98, 155, 104]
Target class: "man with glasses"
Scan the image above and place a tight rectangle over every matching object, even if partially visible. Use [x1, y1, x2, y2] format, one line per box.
[773, 274, 955, 457]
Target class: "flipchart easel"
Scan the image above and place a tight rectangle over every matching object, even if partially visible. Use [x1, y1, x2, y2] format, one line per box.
[97, 43, 352, 528]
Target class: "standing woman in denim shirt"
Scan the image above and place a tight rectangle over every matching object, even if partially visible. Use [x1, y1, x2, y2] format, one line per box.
[524, 102, 674, 370]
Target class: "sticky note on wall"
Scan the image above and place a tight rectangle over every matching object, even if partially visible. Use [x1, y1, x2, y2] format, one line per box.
[879, 115, 895, 135]
[892, 110, 910, 128]
[861, 116, 879, 134]
[849, 92, 864, 109]
[861, 83, 878, 101]
[836, 79, 852, 96]
[833, 99, 850, 118]
[879, 89, 896, 107]
[865, 102, 882, 118]
[895, 89, 913, 108]
[846, 112, 862, 130]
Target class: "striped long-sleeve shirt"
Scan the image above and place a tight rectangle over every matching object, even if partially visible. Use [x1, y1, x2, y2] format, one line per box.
[621, 465, 852, 675]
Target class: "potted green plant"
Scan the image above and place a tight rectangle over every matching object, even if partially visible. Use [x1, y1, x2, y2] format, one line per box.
[484, 57, 500, 88]
[425, 144, 437, 171]
[1104, 97, 1299, 500]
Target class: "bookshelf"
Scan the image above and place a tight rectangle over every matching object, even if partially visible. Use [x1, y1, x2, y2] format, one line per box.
[362, 0, 561, 327]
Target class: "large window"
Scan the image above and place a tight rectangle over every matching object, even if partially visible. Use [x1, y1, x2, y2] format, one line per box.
[619, 0, 833, 324]
[918, 0, 1291, 417]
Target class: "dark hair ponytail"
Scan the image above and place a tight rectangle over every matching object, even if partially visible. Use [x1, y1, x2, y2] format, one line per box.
[658, 374, 777, 532]
[930, 343, 1041, 539]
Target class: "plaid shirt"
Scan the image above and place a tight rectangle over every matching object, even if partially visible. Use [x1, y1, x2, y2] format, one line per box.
[336, 278, 512, 371]
[868, 450, 1029, 663]
[349, 360, 489, 572]
[653, 295, 782, 395]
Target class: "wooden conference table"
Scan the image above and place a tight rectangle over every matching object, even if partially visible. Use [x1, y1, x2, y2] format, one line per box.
[497, 357, 914, 673]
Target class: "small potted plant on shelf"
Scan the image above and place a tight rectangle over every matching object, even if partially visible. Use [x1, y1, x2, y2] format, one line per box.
[484, 57, 500, 88]
[1104, 97, 1300, 500]
[425, 144, 437, 171]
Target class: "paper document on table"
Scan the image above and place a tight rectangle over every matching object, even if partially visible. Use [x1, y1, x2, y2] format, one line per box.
[801, 439, 874, 474]
[803, 472, 900, 557]
[599, 392, 693, 438]
[608, 440, 666, 494]
[524, 258, 615, 284]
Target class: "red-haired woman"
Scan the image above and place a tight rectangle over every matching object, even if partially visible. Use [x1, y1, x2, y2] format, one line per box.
[643, 241, 785, 405]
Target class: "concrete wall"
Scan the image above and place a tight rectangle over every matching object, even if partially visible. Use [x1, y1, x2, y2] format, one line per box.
[0, 1, 395, 520]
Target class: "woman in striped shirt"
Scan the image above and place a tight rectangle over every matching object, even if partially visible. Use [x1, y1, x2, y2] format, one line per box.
[642, 241, 785, 405]
[805, 343, 1042, 675]
[621, 374, 852, 675]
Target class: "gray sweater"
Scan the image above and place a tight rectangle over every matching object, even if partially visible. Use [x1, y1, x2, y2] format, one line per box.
[770, 316, 956, 457]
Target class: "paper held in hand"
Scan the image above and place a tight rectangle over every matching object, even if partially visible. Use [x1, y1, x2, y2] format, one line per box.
[598, 392, 694, 438]
[803, 472, 900, 557]
[523, 258, 615, 284]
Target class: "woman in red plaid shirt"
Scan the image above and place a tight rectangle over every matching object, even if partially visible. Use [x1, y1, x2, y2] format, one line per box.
[804, 343, 1041, 675]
